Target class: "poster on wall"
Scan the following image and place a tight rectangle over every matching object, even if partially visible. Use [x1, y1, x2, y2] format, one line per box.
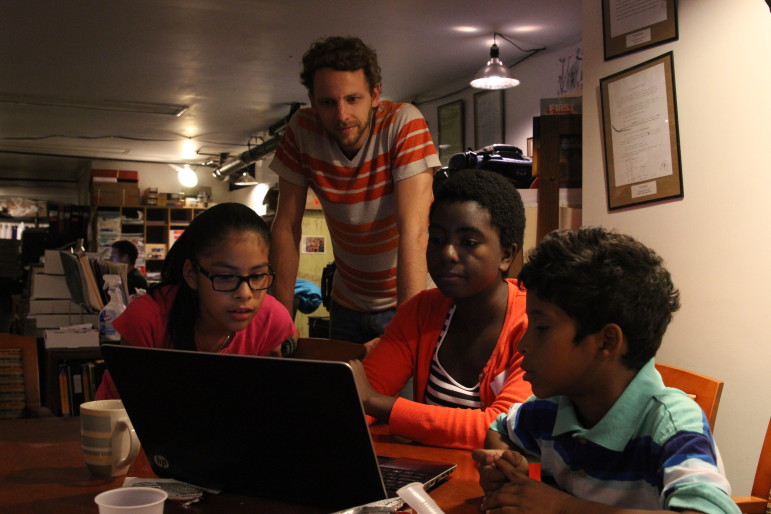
[437, 100, 464, 165]
[557, 47, 583, 95]
[474, 90, 504, 149]
[301, 235, 326, 254]
[600, 52, 683, 210]
[602, 0, 678, 60]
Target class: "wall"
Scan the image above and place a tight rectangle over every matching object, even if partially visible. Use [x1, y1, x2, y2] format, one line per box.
[416, 41, 584, 257]
[90, 160, 230, 204]
[581, 0, 771, 494]
[417, 40, 583, 162]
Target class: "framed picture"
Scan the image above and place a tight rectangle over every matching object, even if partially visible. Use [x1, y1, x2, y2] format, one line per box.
[437, 100, 464, 165]
[474, 90, 504, 149]
[600, 52, 683, 210]
[301, 235, 326, 254]
[602, 0, 678, 60]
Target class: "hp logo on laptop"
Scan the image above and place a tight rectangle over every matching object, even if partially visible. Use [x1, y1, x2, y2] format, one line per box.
[153, 454, 170, 469]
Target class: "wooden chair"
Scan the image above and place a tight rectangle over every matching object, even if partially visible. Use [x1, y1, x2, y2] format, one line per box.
[655, 362, 723, 431]
[0, 333, 50, 418]
[733, 417, 771, 513]
[288, 337, 366, 362]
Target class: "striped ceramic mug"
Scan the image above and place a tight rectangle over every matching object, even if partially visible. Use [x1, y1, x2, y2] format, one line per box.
[80, 399, 140, 477]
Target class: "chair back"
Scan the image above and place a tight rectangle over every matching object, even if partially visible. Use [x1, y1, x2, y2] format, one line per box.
[733, 417, 771, 513]
[0, 333, 41, 418]
[655, 362, 723, 431]
[288, 337, 366, 362]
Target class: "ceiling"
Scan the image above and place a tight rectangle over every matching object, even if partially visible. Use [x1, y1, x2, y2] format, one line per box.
[0, 0, 582, 182]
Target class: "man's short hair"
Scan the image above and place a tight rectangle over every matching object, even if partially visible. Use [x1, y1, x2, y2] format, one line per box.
[111, 240, 139, 266]
[300, 36, 381, 94]
[518, 227, 680, 370]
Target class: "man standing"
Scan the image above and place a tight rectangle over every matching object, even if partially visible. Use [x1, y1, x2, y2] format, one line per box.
[270, 36, 440, 343]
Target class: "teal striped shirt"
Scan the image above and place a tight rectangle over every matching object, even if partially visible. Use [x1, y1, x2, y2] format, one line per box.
[491, 359, 739, 513]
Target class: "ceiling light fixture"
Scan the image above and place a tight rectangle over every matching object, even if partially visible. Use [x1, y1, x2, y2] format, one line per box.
[233, 169, 259, 186]
[182, 138, 198, 160]
[170, 164, 198, 187]
[470, 32, 543, 90]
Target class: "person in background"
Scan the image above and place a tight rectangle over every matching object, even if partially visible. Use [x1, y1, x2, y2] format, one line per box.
[269, 36, 440, 344]
[96, 203, 296, 400]
[473, 227, 738, 514]
[109, 240, 148, 294]
[349, 169, 531, 450]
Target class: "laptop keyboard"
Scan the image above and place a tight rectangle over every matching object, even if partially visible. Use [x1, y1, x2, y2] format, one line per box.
[380, 467, 434, 497]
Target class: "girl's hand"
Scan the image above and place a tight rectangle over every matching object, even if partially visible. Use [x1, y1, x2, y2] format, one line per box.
[348, 359, 396, 423]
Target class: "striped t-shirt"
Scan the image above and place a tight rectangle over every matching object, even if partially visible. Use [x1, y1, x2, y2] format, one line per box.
[425, 305, 483, 409]
[490, 359, 739, 514]
[270, 101, 440, 312]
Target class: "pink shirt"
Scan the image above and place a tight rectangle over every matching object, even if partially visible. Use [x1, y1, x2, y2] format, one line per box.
[96, 285, 295, 400]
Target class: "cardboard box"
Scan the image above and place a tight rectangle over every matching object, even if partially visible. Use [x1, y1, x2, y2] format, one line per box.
[30, 273, 71, 299]
[118, 170, 139, 182]
[43, 249, 64, 274]
[91, 183, 141, 206]
[33, 313, 99, 329]
[28, 299, 86, 314]
[92, 169, 119, 179]
[44, 327, 100, 349]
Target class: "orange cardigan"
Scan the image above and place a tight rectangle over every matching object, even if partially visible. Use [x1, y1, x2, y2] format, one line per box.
[363, 279, 531, 450]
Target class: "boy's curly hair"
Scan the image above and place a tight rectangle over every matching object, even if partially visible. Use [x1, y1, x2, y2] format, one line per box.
[519, 226, 680, 370]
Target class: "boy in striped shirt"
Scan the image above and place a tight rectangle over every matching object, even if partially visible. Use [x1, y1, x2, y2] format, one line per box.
[473, 227, 738, 514]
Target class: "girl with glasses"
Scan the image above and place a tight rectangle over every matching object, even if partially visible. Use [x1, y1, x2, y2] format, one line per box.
[97, 203, 296, 400]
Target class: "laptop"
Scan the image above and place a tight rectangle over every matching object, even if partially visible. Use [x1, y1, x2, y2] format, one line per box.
[100, 344, 456, 511]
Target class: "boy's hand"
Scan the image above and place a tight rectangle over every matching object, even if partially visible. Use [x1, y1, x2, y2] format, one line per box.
[481, 455, 571, 514]
[472, 449, 528, 495]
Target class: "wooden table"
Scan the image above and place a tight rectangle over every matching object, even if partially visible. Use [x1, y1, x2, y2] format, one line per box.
[0, 417, 483, 513]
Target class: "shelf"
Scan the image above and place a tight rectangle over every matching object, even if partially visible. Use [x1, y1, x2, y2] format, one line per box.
[91, 205, 209, 262]
[44, 346, 104, 416]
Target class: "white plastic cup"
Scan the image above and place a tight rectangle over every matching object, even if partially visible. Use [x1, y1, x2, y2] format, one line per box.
[94, 487, 167, 514]
[396, 482, 445, 514]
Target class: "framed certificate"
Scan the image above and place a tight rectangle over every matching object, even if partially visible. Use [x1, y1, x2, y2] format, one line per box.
[600, 52, 683, 210]
[437, 100, 464, 165]
[474, 90, 504, 149]
[602, 0, 678, 60]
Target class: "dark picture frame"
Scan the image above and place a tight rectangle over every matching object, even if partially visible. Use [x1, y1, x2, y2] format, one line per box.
[473, 90, 504, 149]
[600, 52, 683, 210]
[437, 100, 464, 165]
[602, 0, 678, 60]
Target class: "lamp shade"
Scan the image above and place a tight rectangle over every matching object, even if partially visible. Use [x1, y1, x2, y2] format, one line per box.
[234, 171, 259, 186]
[470, 43, 520, 90]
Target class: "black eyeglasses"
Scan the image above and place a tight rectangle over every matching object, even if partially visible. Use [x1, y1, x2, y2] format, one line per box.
[195, 264, 275, 292]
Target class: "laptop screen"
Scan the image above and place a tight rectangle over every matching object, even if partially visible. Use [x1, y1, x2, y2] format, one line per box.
[101, 344, 390, 510]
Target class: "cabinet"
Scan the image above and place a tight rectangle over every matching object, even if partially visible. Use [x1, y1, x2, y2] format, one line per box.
[92, 206, 205, 276]
[531, 114, 582, 242]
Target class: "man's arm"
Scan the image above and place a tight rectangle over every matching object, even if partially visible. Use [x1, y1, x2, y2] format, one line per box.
[393, 169, 433, 305]
[269, 178, 308, 314]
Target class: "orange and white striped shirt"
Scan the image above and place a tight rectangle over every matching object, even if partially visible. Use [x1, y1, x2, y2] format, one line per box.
[270, 101, 440, 312]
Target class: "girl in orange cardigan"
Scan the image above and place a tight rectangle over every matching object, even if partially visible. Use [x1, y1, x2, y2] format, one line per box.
[350, 169, 531, 450]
